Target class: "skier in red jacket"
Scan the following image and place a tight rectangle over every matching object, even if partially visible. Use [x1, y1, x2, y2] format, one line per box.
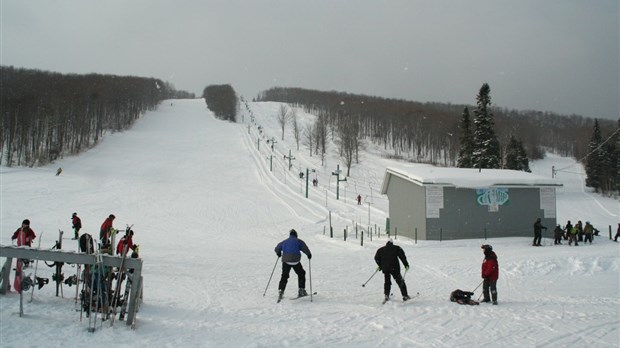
[12, 219, 36, 247]
[100, 214, 115, 248]
[481, 244, 499, 305]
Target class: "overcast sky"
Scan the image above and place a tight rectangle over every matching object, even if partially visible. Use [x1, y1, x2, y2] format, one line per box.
[2, 0, 618, 119]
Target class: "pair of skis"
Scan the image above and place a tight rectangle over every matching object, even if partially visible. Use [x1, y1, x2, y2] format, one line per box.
[382, 292, 420, 305]
[277, 292, 318, 303]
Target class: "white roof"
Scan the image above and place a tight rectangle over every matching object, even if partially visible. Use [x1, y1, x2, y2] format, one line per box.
[381, 165, 562, 193]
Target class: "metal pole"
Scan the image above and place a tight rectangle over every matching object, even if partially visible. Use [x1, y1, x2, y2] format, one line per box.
[263, 257, 280, 297]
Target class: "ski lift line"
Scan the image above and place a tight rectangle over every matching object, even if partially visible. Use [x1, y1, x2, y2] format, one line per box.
[555, 127, 620, 172]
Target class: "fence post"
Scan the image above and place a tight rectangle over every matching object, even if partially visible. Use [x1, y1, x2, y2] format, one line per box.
[440, 228, 442, 242]
[609, 225, 612, 240]
[484, 228, 487, 240]
[361, 230, 364, 246]
[415, 228, 417, 244]
[344, 228, 347, 241]
[395, 227, 397, 240]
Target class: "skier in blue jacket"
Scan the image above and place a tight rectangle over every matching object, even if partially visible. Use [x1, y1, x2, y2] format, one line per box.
[275, 229, 312, 300]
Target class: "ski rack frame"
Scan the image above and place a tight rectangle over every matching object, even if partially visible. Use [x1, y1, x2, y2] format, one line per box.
[0, 244, 143, 328]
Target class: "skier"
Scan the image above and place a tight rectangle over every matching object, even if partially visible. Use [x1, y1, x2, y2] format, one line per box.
[583, 221, 594, 244]
[480, 244, 499, 305]
[357, 194, 362, 205]
[553, 225, 563, 245]
[614, 223, 620, 242]
[576, 220, 584, 242]
[11, 219, 36, 292]
[116, 229, 138, 257]
[533, 218, 547, 246]
[72, 212, 82, 240]
[564, 220, 573, 240]
[274, 229, 312, 300]
[568, 225, 579, 246]
[12, 219, 36, 247]
[100, 214, 116, 249]
[374, 239, 410, 302]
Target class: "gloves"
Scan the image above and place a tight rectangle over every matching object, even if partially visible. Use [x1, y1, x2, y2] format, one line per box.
[376, 266, 381, 272]
[308, 254, 312, 260]
[405, 266, 410, 271]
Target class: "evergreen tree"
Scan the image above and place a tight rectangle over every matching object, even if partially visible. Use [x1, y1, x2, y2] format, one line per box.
[505, 136, 530, 172]
[471, 83, 501, 169]
[585, 119, 605, 192]
[457, 107, 474, 168]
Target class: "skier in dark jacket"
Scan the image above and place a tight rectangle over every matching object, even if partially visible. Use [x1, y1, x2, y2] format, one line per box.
[450, 289, 479, 305]
[481, 244, 499, 305]
[274, 229, 312, 300]
[533, 218, 547, 246]
[72, 212, 82, 240]
[553, 225, 563, 245]
[374, 239, 410, 302]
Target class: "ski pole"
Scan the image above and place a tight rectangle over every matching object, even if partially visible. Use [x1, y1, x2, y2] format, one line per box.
[362, 269, 379, 287]
[309, 259, 313, 302]
[263, 256, 280, 297]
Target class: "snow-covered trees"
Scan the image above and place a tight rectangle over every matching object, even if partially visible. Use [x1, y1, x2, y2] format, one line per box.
[457, 107, 474, 168]
[504, 136, 530, 172]
[471, 83, 501, 169]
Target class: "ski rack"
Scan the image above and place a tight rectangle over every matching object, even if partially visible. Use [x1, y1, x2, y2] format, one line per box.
[0, 244, 143, 328]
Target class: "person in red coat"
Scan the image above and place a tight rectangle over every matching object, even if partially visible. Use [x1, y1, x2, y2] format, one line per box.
[481, 244, 499, 305]
[100, 214, 115, 248]
[116, 229, 138, 257]
[11, 219, 36, 292]
[72, 212, 82, 240]
[12, 219, 36, 247]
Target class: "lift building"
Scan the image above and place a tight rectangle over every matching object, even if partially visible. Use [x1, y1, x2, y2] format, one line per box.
[380, 165, 562, 240]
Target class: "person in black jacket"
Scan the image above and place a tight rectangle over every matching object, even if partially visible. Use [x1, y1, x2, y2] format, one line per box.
[374, 239, 410, 302]
[533, 218, 547, 246]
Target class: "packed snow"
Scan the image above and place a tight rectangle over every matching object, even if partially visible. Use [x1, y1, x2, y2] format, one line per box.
[1, 99, 619, 347]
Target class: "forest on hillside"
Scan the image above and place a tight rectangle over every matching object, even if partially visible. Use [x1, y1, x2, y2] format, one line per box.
[256, 87, 616, 166]
[0, 66, 192, 167]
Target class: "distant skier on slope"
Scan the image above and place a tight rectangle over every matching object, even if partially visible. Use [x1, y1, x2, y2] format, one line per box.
[374, 239, 410, 302]
[274, 229, 312, 301]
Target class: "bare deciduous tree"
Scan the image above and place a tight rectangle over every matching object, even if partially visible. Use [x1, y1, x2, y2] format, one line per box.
[277, 104, 289, 140]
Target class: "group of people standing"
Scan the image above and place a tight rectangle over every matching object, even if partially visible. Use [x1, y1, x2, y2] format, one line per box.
[274, 229, 500, 305]
[535, 218, 600, 246]
[12, 212, 137, 257]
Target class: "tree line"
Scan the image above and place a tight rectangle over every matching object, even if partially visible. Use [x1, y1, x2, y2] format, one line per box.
[202, 84, 237, 122]
[0, 66, 190, 167]
[256, 86, 619, 193]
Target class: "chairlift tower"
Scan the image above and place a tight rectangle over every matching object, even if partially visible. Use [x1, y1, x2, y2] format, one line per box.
[331, 164, 347, 200]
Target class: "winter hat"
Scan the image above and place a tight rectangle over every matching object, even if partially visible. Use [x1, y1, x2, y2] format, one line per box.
[289, 229, 298, 237]
[109, 214, 116, 219]
[22, 219, 30, 226]
[72, 212, 77, 217]
[386, 238, 393, 245]
[481, 244, 492, 251]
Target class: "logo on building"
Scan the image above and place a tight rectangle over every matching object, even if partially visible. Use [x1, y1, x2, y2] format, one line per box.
[476, 188, 509, 211]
